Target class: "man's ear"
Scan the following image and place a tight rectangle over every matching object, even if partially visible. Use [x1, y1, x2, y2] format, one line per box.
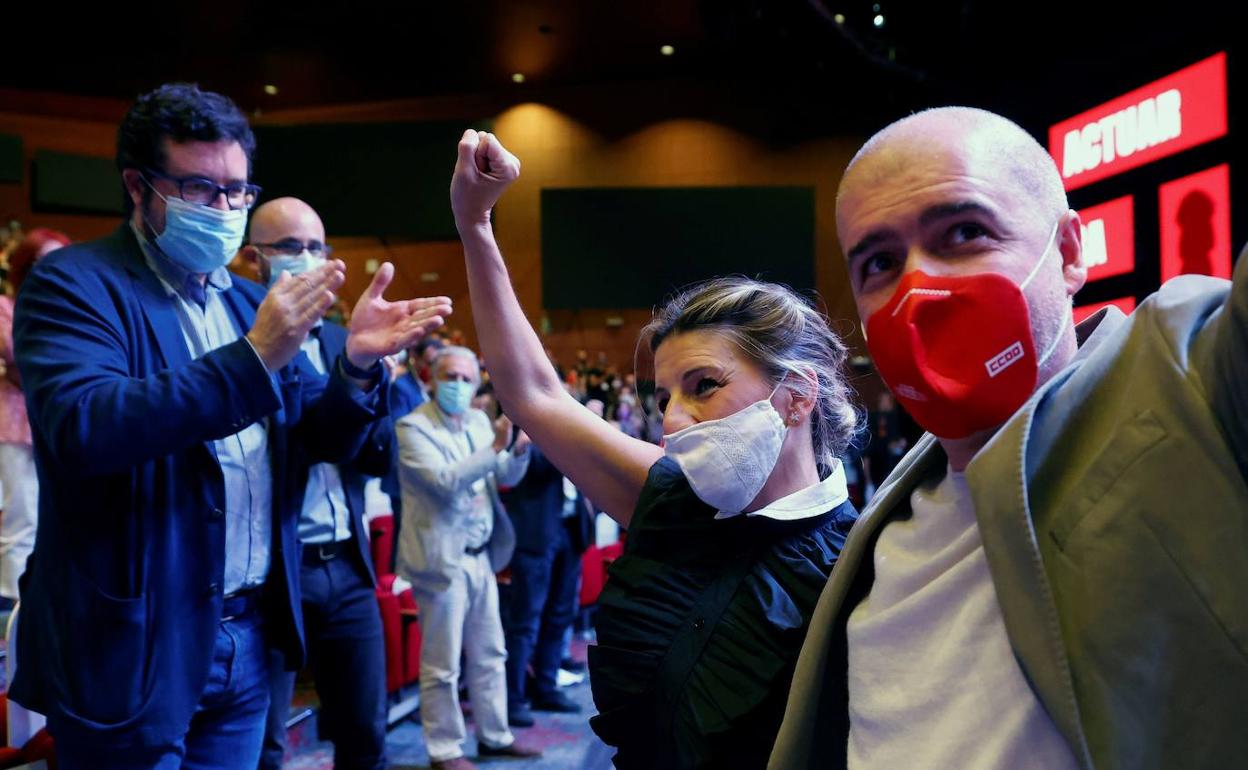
[121, 168, 146, 210]
[1057, 208, 1087, 298]
[238, 245, 266, 282]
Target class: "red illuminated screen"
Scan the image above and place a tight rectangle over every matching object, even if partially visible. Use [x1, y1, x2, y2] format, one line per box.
[1159, 164, 1231, 282]
[1077, 196, 1134, 282]
[1049, 53, 1227, 191]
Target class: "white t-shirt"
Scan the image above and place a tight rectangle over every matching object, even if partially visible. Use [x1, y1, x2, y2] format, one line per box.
[845, 467, 1079, 770]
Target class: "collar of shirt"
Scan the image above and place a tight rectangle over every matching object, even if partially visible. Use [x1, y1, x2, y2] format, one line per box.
[130, 220, 234, 300]
[300, 330, 326, 374]
[433, 402, 470, 434]
[714, 458, 849, 522]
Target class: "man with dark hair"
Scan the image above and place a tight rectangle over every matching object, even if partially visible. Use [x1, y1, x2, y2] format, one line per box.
[115, 82, 258, 215]
[11, 83, 451, 769]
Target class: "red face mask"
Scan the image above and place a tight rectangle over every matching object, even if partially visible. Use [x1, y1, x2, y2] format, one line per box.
[865, 222, 1062, 440]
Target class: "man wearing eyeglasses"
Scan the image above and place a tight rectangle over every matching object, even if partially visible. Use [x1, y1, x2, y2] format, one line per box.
[10, 83, 451, 769]
[242, 198, 391, 770]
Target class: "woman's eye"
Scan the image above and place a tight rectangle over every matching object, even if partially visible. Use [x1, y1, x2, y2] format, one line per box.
[695, 377, 721, 396]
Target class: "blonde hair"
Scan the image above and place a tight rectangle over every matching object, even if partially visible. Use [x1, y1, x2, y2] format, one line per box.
[642, 277, 858, 477]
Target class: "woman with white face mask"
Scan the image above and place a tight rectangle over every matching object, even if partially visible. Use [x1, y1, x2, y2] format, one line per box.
[450, 131, 859, 769]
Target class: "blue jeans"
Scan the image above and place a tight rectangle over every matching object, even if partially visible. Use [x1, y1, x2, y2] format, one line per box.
[258, 552, 386, 770]
[56, 608, 270, 770]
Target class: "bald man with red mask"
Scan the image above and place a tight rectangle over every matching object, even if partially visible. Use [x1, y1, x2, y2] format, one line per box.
[771, 107, 1248, 770]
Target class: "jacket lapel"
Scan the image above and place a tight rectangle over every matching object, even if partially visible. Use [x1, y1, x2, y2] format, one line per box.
[965, 307, 1126, 770]
[119, 228, 224, 464]
[120, 228, 192, 372]
[964, 319, 1125, 770]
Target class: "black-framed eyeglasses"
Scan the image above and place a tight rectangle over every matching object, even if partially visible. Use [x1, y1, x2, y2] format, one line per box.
[144, 168, 262, 210]
[251, 238, 333, 258]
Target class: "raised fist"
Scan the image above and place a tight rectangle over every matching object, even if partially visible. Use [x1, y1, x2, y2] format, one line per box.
[450, 130, 521, 229]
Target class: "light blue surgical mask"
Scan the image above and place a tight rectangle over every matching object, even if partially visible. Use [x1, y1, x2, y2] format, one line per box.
[436, 379, 476, 416]
[148, 188, 247, 275]
[265, 250, 325, 287]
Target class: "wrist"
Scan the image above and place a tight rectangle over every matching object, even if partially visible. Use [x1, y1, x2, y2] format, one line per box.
[343, 339, 379, 373]
[455, 216, 494, 239]
[340, 354, 381, 381]
[244, 332, 279, 373]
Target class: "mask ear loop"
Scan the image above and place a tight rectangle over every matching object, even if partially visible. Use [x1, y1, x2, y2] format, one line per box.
[135, 174, 170, 245]
[138, 173, 171, 205]
[1019, 218, 1063, 291]
[770, 373, 802, 428]
[1020, 217, 1068, 368]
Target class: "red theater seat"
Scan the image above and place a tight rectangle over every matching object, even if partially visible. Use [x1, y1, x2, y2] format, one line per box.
[20, 730, 54, 768]
[377, 577, 406, 694]
[369, 514, 395, 578]
[0, 693, 55, 769]
[580, 541, 625, 608]
[373, 515, 423, 694]
[579, 547, 603, 608]
[377, 574, 422, 694]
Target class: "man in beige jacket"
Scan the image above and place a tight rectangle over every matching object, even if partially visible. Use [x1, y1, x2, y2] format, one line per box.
[396, 345, 541, 770]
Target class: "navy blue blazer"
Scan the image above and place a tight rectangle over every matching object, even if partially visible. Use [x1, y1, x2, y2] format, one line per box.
[501, 446, 578, 554]
[10, 225, 387, 750]
[290, 320, 395, 587]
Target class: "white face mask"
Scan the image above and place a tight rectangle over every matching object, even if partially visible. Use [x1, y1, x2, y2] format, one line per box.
[662, 383, 788, 514]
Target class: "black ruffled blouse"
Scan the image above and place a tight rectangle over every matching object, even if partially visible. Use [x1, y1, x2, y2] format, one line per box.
[589, 457, 857, 769]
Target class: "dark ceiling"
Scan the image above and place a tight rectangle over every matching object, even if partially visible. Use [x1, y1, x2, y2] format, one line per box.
[2, 1, 1237, 136]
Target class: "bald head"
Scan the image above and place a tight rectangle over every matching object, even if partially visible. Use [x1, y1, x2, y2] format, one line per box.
[249, 197, 325, 245]
[839, 107, 1068, 228]
[245, 197, 328, 284]
[836, 106, 1087, 408]
[848, 108, 1063, 224]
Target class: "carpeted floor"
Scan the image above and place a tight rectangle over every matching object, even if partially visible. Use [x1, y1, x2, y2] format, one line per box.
[282, 639, 613, 770]
[1, 613, 614, 769]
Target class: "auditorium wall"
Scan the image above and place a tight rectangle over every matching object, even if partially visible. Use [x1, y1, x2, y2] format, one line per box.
[0, 83, 867, 385]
